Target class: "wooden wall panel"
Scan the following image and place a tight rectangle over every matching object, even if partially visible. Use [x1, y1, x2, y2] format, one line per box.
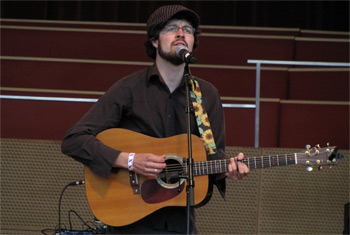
[2, 20, 349, 149]
[295, 38, 349, 63]
[300, 29, 350, 39]
[288, 69, 349, 101]
[2, 58, 288, 99]
[0, 19, 302, 36]
[1, 59, 149, 92]
[1, 26, 295, 66]
[223, 99, 280, 148]
[1, 99, 94, 140]
[1, 27, 150, 62]
[279, 101, 349, 149]
[1, 96, 280, 148]
[195, 35, 294, 66]
[2, 19, 348, 38]
[192, 67, 288, 99]
[0, 19, 147, 31]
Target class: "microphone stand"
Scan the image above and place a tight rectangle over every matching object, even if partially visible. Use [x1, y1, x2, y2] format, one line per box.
[183, 62, 195, 235]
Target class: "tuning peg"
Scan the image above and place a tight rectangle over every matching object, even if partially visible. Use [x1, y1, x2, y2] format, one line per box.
[305, 144, 311, 150]
[316, 144, 320, 149]
[306, 166, 313, 172]
[318, 166, 323, 170]
[327, 142, 330, 147]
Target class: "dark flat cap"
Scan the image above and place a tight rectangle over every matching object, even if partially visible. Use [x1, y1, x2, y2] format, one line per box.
[147, 5, 200, 30]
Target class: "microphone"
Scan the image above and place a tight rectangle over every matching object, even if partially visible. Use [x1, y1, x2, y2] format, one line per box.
[176, 45, 197, 64]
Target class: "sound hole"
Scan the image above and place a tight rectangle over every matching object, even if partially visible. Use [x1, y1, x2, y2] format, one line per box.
[156, 154, 185, 189]
[160, 159, 182, 184]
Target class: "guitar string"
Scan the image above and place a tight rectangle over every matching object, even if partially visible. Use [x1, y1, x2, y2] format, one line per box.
[158, 150, 327, 174]
[156, 159, 295, 177]
[158, 160, 300, 177]
[157, 158, 300, 178]
[160, 157, 299, 173]
[163, 152, 304, 168]
[162, 160, 297, 173]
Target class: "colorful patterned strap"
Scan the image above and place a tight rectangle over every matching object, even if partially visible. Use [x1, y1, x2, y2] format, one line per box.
[189, 78, 217, 155]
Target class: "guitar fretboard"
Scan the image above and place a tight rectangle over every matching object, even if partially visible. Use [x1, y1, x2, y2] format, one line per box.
[190, 154, 298, 176]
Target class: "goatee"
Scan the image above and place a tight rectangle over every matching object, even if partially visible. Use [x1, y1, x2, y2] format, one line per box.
[158, 42, 184, 66]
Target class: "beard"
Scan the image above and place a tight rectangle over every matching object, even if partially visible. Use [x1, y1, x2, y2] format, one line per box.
[158, 41, 184, 66]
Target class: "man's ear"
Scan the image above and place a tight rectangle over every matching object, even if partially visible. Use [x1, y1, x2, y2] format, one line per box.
[151, 38, 159, 49]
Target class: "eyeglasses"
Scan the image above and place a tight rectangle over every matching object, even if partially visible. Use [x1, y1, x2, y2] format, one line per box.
[163, 25, 196, 35]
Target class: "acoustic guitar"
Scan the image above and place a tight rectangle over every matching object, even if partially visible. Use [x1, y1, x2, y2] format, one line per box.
[84, 128, 343, 227]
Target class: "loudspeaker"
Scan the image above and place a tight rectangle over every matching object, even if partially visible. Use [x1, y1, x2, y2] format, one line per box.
[344, 203, 349, 235]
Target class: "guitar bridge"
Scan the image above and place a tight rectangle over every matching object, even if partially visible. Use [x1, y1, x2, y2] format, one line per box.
[129, 171, 140, 194]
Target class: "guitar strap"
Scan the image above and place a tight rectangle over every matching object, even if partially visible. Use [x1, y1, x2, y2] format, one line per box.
[189, 78, 217, 155]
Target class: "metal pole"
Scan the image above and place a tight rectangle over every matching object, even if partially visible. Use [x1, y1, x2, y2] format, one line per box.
[254, 63, 261, 148]
[247, 59, 350, 67]
[247, 59, 350, 148]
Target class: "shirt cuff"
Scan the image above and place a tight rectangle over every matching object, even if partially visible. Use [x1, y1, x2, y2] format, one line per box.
[89, 145, 121, 179]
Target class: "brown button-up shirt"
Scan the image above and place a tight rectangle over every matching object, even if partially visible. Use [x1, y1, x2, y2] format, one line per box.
[61, 64, 226, 232]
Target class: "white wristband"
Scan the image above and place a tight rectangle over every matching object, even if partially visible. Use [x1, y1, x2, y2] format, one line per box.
[128, 153, 135, 171]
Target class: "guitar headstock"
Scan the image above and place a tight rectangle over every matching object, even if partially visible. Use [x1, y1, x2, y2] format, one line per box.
[297, 144, 344, 171]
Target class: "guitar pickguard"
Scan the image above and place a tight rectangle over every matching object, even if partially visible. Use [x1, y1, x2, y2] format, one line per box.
[142, 154, 186, 203]
[141, 179, 185, 204]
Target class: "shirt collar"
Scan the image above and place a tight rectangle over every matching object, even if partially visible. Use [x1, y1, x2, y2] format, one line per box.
[146, 63, 161, 85]
[147, 63, 188, 89]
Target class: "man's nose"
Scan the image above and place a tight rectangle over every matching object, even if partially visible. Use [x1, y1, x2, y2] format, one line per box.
[176, 28, 185, 37]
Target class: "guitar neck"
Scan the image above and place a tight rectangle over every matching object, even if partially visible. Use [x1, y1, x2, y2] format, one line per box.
[192, 154, 298, 176]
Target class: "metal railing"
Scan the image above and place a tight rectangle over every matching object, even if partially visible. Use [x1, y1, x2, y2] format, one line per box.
[247, 59, 350, 148]
[1, 60, 349, 149]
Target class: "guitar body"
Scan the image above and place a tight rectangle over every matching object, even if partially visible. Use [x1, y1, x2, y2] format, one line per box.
[84, 129, 343, 226]
[85, 128, 208, 227]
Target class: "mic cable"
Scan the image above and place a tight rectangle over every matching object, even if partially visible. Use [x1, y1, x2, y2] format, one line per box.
[57, 180, 85, 235]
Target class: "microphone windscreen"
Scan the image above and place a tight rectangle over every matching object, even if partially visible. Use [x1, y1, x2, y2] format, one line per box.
[176, 45, 189, 57]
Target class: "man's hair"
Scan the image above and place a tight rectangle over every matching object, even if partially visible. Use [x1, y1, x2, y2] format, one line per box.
[144, 14, 200, 60]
